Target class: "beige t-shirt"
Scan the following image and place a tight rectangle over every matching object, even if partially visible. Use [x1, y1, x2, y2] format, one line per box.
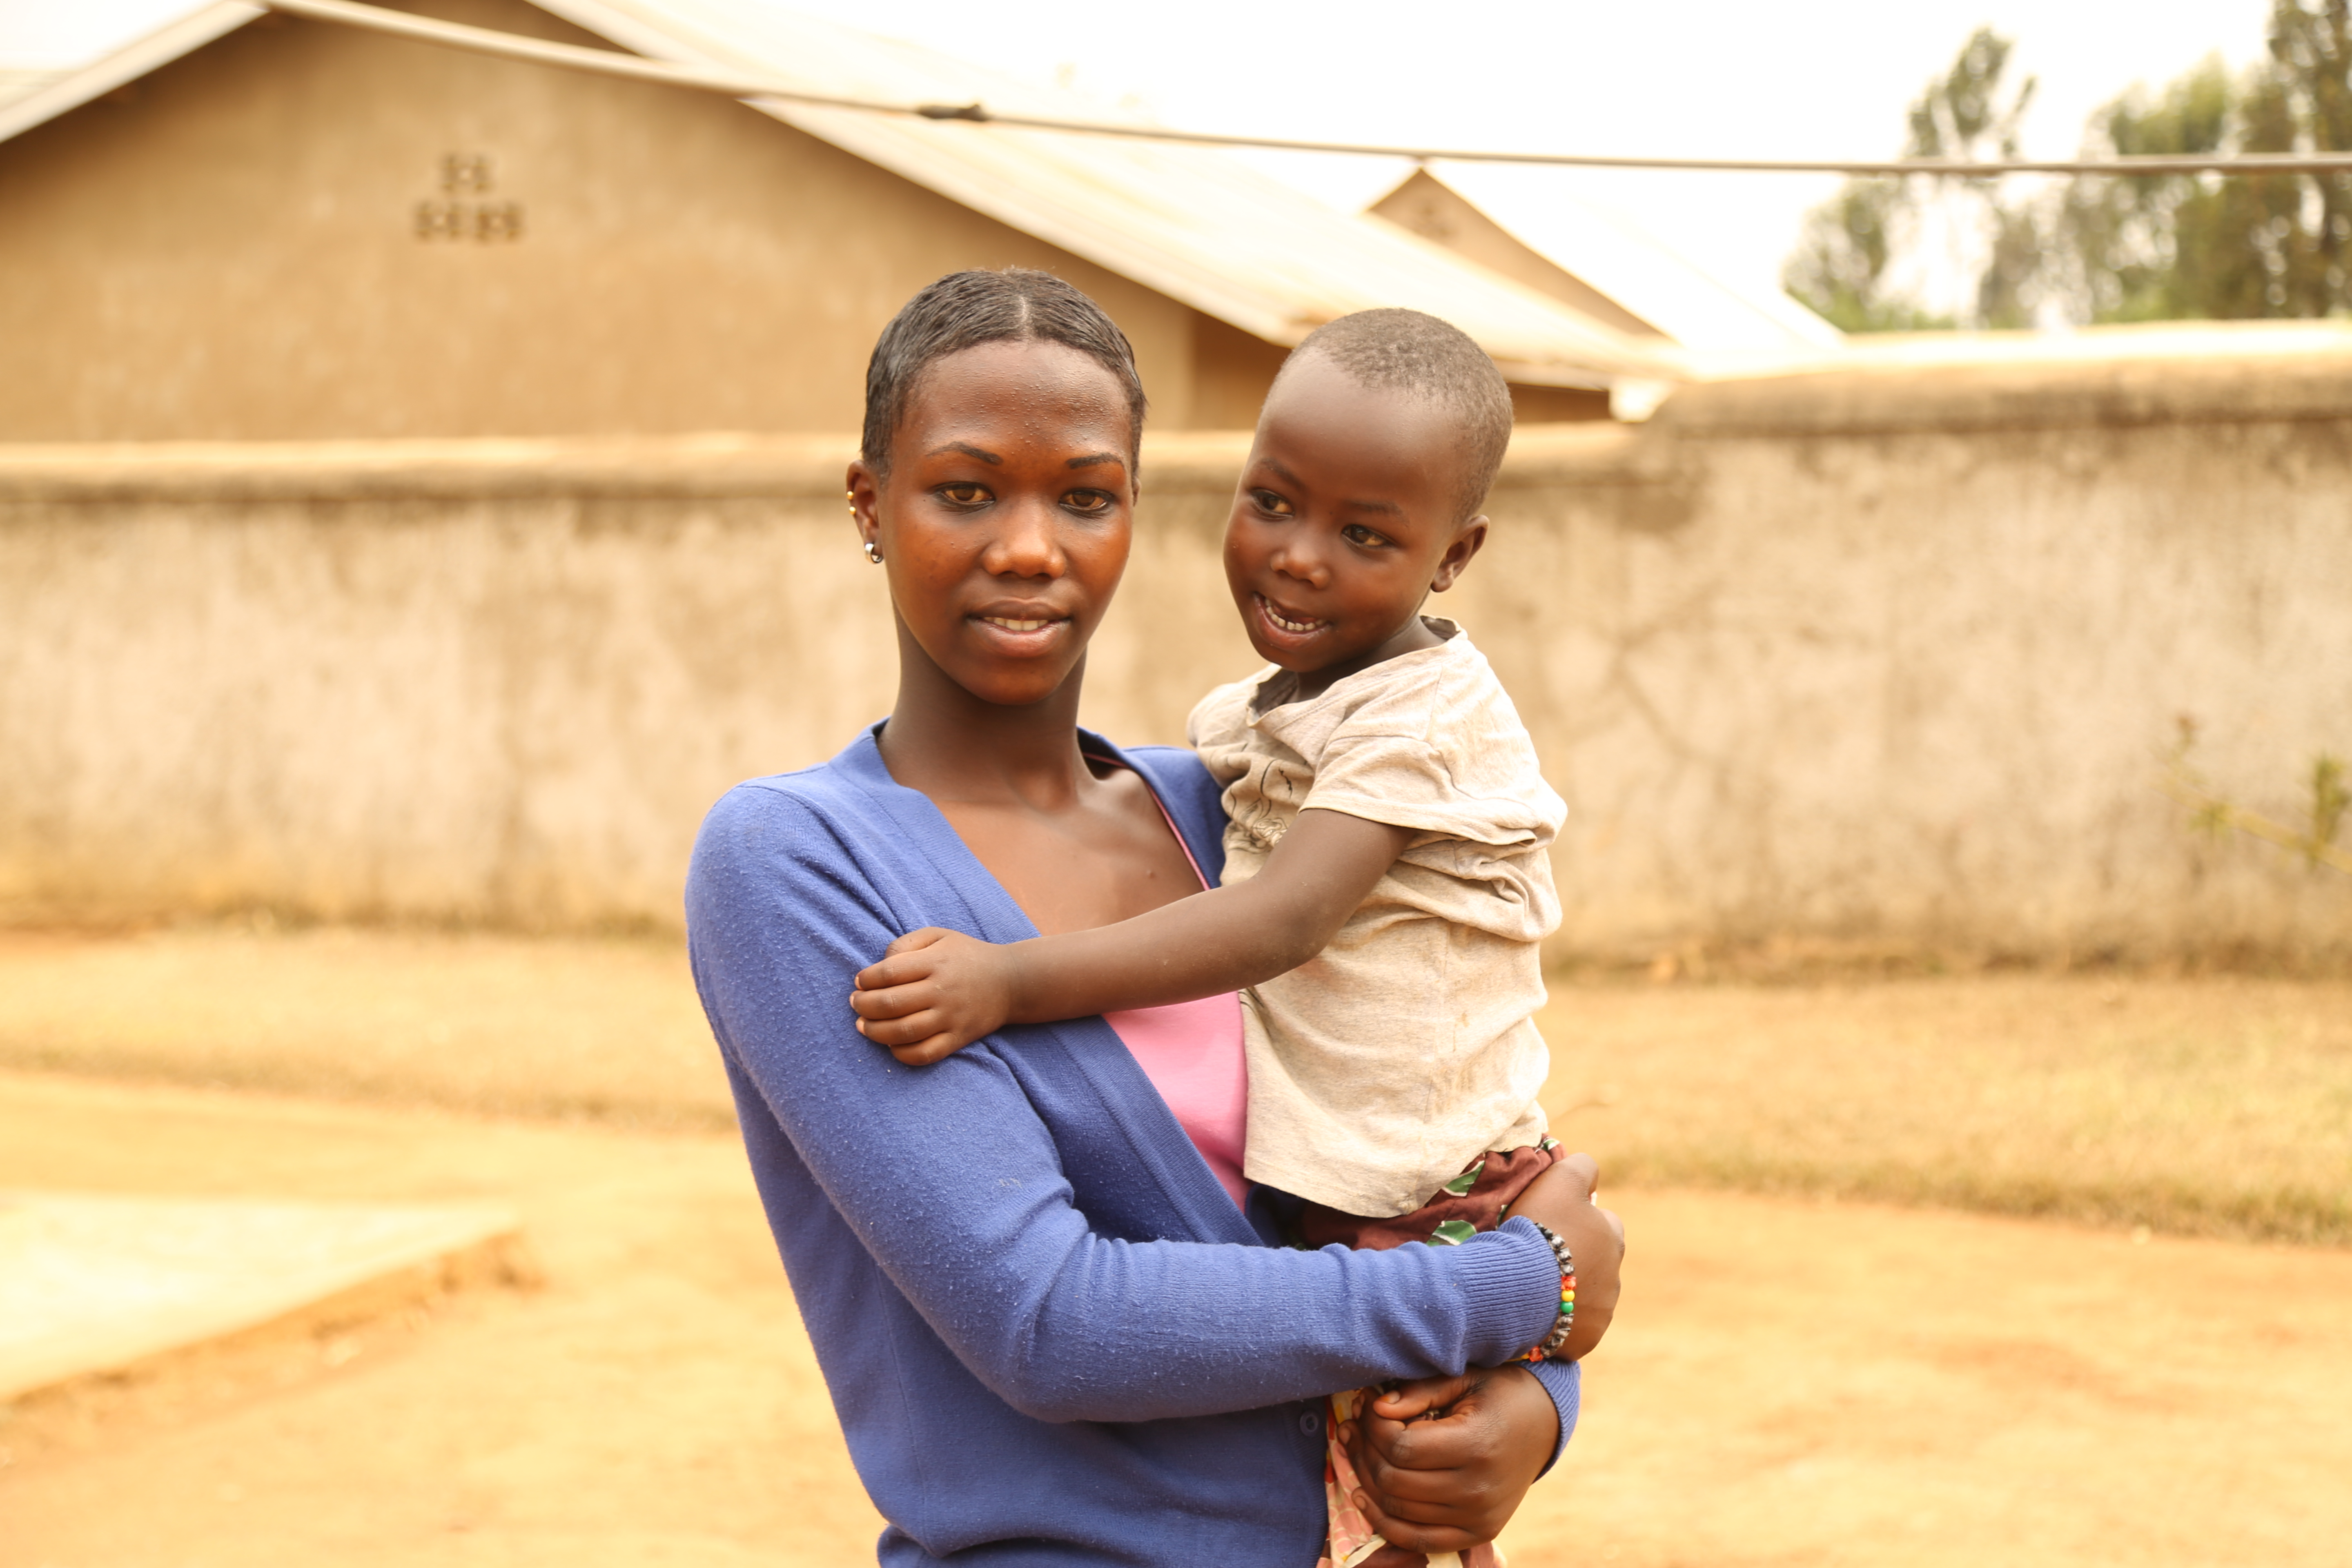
[1185, 619, 1566, 1218]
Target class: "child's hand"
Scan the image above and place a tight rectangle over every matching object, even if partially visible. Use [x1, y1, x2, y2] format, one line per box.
[850, 928, 1022, 1065]
[1507, 1152, 1625, 1362]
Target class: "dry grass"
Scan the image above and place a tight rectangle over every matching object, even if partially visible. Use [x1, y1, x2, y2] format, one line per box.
[1537, 977, 2352, 1245]
[2, 926, 2345, 1244]
[0, 924, 733, 1130]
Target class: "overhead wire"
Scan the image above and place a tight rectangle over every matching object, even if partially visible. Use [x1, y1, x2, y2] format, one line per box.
[266, 0, 2352, 179]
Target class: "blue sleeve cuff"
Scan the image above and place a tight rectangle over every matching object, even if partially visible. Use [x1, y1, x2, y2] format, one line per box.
[1525, 1357, 1581, 1475]
[1449, 1216, 1565, 1367]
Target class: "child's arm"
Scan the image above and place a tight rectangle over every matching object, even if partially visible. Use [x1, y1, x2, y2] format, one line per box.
[850, 807, 1414, 1065]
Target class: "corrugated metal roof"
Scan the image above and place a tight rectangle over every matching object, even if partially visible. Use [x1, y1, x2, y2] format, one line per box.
[1400, 162, 1843, 357]
[0, 3, 261, 147]
[0, 68, 74, 114]
[543, 0, 1682, 388]
[0, 0, 1681, 390]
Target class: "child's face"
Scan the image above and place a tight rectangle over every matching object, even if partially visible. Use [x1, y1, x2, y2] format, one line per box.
[1222, 354, 1487, 681]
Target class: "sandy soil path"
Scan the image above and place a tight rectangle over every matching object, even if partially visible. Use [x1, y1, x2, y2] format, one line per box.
[3, 1069, 2347, 1568]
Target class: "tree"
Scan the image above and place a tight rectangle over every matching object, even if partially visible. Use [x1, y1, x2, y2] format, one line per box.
[1786, 1, 2352, 330]
[2060, 0, 2352, 320]
[1783, 28, 2040, 332]
[1782, 181, 1944, 332]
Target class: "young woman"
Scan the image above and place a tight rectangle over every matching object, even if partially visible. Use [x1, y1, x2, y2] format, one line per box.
[685, 269, 1622, 1567]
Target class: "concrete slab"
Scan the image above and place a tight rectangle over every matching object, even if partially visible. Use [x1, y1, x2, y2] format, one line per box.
[0, 1190, 517, 1399]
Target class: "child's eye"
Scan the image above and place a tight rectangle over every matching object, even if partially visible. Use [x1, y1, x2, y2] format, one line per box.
[1341, 523, 1392, 549]
[937, 482, 991, 508]
[1252, 489, 1294, 517]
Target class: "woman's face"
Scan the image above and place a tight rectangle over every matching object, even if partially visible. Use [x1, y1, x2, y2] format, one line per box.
[849, 340, 1137, 709]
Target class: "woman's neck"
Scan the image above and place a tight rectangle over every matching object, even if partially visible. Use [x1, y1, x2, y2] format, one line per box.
[877, 620, 1098, 810]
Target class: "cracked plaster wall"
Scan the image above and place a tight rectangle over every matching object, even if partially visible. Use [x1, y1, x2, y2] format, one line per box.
[2, 352, 2348, 960]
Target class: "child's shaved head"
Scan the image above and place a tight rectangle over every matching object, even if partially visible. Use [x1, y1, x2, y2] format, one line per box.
[1276, 309, 1514, 523]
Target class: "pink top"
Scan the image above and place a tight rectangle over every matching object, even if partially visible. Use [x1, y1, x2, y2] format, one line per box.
[1101, 777, 1251, 1211]
[1106, 993, 1250, 1210]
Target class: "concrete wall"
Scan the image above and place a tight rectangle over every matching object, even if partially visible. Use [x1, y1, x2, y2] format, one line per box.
[4, 347, 2349, 960]
[1477, 352, 2352, 962]
[0, 0, 1273, 437]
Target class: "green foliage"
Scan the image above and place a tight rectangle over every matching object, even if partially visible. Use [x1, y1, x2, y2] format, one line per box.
[2310, 754, 2350, 864]
[1784, 27, 2040, 331]
[1901, 27, 2037, 161]
[2060, 0, 2352, 322]
[1783, 183, 1955, 331]
[1786, 1, 2352, 330]
[2164, 717, 2352, 876]
[2058, 59, 2267, 319]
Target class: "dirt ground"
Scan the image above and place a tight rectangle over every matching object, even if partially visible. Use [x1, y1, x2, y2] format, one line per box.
[4, 1068, 2348, 1568]
[5, 927, 2346, 1242]
[1542, 972, 2352, 1243]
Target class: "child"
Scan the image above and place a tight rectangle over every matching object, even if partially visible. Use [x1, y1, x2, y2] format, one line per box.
[852, 308, 1573, 1568]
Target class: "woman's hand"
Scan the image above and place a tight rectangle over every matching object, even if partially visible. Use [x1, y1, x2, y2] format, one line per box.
[1339, 1364, 1559, 1558]
[1506, 1152, 1624, 1361]
[850, 928, 1022, 1065]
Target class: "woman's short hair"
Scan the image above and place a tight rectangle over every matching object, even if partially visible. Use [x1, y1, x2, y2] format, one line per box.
[862, 269, 1149, 477]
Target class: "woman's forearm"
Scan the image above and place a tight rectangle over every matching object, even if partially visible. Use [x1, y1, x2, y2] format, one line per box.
[693, 785, 1557, 1421]
[971, 1215, 1564, 1423]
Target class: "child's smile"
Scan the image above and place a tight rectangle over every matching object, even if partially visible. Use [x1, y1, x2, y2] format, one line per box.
[1251, 590, 1330, 641]
[1222, 354, 1490, 695]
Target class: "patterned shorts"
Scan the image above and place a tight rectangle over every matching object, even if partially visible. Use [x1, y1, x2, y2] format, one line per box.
[1309, 1140, 1562, 1568]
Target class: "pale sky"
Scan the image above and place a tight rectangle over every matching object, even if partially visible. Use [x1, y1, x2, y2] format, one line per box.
[0, 0, 2277, 297]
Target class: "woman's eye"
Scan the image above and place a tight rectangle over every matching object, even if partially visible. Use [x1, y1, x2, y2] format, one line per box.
[938, 482, 990, 508]
[1064, 490, 1113, 515]
[1253, 490, 1294, 517]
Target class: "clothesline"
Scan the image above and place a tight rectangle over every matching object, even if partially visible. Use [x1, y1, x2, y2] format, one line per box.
[266, 0, 2352, 180]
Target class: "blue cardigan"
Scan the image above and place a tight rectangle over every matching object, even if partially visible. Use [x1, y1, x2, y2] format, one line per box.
[686, 727, 1579, 1566]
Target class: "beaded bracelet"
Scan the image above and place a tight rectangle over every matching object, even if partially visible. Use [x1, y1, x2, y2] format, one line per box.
[1517, 1220, 1577, 1364]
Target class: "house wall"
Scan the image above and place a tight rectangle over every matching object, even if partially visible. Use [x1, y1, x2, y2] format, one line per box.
[1506, 384, 1613, 423]
[1187, 315, 1294, 431]
[0, 2, 1628, 442]
[0, 0, 1258, 438]
[5, 345, 2348, 962]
